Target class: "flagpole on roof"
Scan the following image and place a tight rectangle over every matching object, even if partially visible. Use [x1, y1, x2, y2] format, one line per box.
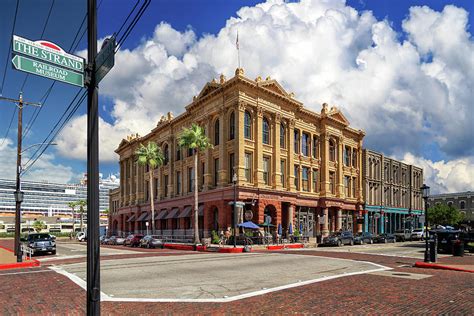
[236, 30, 241, 69]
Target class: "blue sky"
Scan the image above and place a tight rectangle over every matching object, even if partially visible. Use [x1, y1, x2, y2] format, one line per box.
[0, 0, 473, 193]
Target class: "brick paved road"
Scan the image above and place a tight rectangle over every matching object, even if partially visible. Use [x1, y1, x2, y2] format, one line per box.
[0, 246, 472, 315]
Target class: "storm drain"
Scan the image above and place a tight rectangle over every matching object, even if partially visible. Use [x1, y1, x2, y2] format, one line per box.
[369, 270, 432, 280]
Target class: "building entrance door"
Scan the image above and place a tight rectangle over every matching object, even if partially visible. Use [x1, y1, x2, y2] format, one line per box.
[298, 208, 315, 238]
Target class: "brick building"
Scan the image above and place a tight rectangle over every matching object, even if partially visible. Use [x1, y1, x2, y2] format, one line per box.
[109, 68, 366, 240]
[362, 149, 424, 234]
[427, 191, 474, 228]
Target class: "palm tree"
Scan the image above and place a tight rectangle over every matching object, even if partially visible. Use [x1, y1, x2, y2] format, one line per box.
[178, 123, 213, 244]
[136, 142, 165, 234]
[68, 201, 77, 237]
[76, 200, 87, 232]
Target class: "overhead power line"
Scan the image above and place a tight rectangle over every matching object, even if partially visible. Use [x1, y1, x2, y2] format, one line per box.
[22, 0, 104, 140]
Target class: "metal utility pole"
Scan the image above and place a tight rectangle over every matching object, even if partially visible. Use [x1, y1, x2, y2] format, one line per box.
[86, 0, 100, 314]
[0, 94, 40, 262]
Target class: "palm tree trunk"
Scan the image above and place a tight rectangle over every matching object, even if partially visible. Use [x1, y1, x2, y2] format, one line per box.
[80, 211, 84, 232]
[194, 151, 200, 244]
[72, 208, 75, 238]
[149, 167, 155, 234]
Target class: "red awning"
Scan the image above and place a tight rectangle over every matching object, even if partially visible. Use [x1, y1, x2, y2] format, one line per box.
[126, 214, 136, 222]
[155, 209, 168, 220]
[165, 208, 180, 219]
[177, 206, 192, 218]
[136, 212, 149, 222]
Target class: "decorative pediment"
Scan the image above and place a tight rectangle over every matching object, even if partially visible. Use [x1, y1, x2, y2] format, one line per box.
[260, 79, 289, 97]
[195, 82, 221, 101]
[321, 103, 350, 126]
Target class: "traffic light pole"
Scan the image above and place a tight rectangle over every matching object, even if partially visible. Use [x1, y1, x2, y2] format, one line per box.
[87, 0, 100, 314]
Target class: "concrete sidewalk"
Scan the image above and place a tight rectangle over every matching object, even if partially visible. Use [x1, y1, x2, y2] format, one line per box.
[0, 246, 16, 265]
[0, 245, 40, 270]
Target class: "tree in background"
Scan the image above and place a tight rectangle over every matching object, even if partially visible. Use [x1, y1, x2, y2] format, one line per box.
[76, 200, 87, 232]
[136, 142, 165, 234]
[178, 123, 213, 244]
[428, 204, 464, 227]
[32, 220, 46, 233]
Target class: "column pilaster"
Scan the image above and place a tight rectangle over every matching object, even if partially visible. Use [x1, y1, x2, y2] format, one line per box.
[273, 113, 281, 189]
[322, 207, 329, 237]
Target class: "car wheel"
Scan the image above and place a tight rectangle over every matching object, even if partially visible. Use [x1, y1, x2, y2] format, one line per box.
[402, 237, 405, 242]
[51, 250, 56, 255]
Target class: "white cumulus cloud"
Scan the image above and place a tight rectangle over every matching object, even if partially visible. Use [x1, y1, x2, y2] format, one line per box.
[55, 0, 473, 193]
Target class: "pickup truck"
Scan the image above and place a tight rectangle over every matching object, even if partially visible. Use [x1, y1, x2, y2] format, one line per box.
[394, 229, 412, 242]
[21, 233, 56, 255]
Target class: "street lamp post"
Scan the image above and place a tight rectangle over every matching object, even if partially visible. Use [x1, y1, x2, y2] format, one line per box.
[233, 172, 237, 248]
[421, 184, 430, 263]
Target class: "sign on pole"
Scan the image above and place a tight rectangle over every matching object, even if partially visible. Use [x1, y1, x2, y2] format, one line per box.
[95, 37, 116, 84]
[13, 35, 84, 72]
[12, 55, 84, 87]
[11, 35, 84, 87]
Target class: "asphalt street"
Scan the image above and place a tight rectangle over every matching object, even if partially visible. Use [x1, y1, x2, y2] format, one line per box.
[57, 252, 386, 300]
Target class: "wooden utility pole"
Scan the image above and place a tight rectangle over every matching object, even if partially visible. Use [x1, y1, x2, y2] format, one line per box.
[0, 94, 40, 262]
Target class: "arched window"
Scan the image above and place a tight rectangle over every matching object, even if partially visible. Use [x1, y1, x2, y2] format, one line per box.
[214, 119, 220, 146]
[280, 123, 285, 148]
[262, 117, 270, 144]
[213, 208, 219, 231]
[460, 201, 466, 209]
[447, 201, 453, 207]
[164, 144, 169, 165]
[229, 112, 235, 140]
[244, 111, 251, 139]
[329, 139, 336, 161]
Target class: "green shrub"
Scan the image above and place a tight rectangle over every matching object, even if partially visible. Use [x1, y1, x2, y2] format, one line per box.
[211, 230, 220, 244]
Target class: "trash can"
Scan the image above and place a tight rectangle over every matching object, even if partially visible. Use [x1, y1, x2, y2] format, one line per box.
[452, 240, 464, 257]
[429, 240, 437, 262]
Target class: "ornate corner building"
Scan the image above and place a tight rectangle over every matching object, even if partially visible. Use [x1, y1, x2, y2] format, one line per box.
[362, 149, 424, 234]
[108, 68, 422, 240]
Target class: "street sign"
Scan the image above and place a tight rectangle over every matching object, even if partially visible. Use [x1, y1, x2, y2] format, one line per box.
[12, 55, 84, 87]
[95, 37, 116, 83]
[13, 35, 84, 72]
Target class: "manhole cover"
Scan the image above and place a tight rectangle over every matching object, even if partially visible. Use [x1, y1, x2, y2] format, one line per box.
[392, 273, 411, 276]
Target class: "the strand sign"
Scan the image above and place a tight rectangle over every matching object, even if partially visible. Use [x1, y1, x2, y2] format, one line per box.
[13, 35, 84, 72]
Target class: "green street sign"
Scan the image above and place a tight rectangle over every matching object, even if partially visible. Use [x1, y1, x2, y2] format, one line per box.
[95, 37, 116, 84]
[13, 35, 84, 72]
[12, 55, 84, 87]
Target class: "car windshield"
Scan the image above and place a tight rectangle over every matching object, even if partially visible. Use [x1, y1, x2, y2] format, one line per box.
[29, 234, 51, 240]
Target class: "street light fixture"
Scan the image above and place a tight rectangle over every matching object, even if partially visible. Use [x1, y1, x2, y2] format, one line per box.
[233, 172, 238, 248]
[421, 183, 430, 262]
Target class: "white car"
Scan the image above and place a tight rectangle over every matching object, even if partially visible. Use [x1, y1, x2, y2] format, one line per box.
[411, 228, 425, 241]
[76, 232, 87, 242]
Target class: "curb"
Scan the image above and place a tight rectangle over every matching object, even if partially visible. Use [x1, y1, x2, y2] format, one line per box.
[0, 245, 41, 271]
[414, 261, 474, 273]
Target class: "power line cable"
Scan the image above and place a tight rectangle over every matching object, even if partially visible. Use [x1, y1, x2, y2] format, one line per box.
[23, 0, 104, 139]
[22, 88, 86, 171]
[19, 0, 55, 92]
[0, 0, 20, 147]
[22, 91, 87, 176]
[0, 0, 19, 95]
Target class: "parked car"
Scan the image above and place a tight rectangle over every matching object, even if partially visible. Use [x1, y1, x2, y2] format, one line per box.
[21, 233, 56, 255]
[373, 233, 397, 243]
[322, 231, 354, 246]
[411, 228, 425, 241]
[435, 229, 462, 253]
[124, 234, 144, 247]
[354, 232, 374, 245]
[394, 229, 412, 242]
[100, 236, 110, 244]
[461, 231, 474, 253]
[76, 231, 87, 242]
[107, 236, 125, 245]
[140, 235, 163, 248]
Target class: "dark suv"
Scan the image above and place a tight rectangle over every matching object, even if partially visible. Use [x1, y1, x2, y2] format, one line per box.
[22, 233, 56, 255]
[322, 231, 354, 246]
[354, 232, 374, 245]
